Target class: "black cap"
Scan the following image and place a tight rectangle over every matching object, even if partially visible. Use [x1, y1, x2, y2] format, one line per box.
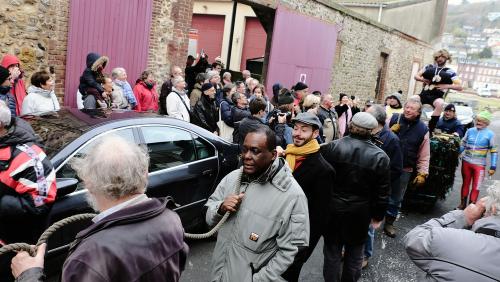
[0, 66, 9, 84]
[278, 91, 294, 105]
[201, 83, 214, 93]
[444, 104, 456, 112]
[294, 82, 308, 91]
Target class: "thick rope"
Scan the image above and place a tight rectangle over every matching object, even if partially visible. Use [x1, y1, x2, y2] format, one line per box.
[0, 213, 96, 257]
[185, 168, 243, 239]
[0, 169, 244, 256]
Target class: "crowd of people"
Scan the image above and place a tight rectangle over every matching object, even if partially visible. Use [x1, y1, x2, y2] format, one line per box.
[0, 48, 499, 282]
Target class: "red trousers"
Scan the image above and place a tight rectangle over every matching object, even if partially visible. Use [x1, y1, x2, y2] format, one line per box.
[461, 160, 485, 203]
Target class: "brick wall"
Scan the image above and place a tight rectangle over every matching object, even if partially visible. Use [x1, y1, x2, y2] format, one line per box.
[48, 0, 69, 101]
[148, 0, 194, 83]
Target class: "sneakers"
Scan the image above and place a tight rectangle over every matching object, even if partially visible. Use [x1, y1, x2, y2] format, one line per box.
[362, 258, 369, 269]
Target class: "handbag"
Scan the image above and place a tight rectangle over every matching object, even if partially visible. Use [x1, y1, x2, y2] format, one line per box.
[217, 101, 234, 142]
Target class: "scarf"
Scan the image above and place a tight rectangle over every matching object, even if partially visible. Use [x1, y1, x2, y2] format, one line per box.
[285, 139, 320, 172]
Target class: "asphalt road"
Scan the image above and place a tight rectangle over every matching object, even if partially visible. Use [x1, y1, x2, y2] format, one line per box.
[180, 115, 500, 282]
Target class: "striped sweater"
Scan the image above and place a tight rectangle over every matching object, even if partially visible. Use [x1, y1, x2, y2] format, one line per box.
[461, 127, 498, 169]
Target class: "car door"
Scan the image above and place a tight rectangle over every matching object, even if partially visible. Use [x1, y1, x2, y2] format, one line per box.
[138, 125, 219, 230]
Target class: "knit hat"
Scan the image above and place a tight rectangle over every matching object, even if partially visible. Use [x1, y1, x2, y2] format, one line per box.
[278, 91, 294, 105]
[201, 83, 214, 93]
[0, 66, 9, 84]
[292, 112, 322, 129]
[351, 112, 378, 130]
[389, 92, 402, 106]
[444, 104, 456, 112]
[294, 82, 308, 91]
[477, 110, 492, 123]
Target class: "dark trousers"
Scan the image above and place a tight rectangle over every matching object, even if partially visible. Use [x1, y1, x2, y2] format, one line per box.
[323, 236, 364, 282]
[282, 228, 322, 281]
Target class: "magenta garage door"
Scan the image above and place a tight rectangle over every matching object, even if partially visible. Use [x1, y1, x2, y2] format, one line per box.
[64, 0, 153, 107]
[266, 6, 337, 95]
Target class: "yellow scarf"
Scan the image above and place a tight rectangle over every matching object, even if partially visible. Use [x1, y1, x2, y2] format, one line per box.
[285, 139, 320, 172]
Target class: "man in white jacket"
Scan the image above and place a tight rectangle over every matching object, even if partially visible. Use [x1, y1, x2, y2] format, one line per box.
[166, 76, 190, 122]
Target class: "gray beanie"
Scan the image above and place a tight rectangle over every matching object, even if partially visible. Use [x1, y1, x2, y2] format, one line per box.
[389, 92, 402, 106]
[351, 112, 378, 130]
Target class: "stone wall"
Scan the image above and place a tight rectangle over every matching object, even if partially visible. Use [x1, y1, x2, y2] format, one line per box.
[0, 0, 69, 99]
[276, 0, 434, 103]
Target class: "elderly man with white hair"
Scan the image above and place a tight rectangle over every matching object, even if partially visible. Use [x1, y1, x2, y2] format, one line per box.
[166, 76, 190, 122]
[110, 67, 137, 109]
[405, 183, 500, 281]
[10, 135, 188, 282]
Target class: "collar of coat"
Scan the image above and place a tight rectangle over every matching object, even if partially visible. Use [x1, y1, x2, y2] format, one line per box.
[242, 157, 294, 192]
[472, 214, 500, 233]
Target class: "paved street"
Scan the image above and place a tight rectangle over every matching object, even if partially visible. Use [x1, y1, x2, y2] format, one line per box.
[180, 115, 500, 282]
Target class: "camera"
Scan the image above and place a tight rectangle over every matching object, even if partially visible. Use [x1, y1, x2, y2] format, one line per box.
[273, 110, 291, 120]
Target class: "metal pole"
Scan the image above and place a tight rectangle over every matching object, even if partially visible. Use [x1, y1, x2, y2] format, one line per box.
[226, 1, 237, 71]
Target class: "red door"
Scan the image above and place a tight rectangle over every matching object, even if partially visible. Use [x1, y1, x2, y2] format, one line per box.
[266, 6, 337, 95]
[240, 17, 267, 71]
[191, 14, 225, 60]
[64, 0, 153, 107]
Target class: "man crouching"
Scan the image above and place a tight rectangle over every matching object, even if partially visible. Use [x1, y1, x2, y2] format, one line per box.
[11, 135, 188, 281]
[205, 125, 310, 282]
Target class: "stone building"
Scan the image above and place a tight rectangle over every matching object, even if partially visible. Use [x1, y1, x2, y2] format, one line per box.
[0, 0, 438, 105]
[458, 59, 500, 91]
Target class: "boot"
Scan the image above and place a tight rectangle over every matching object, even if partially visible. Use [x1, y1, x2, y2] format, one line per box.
[383, 215, 397, 238]
[428, 115, 439, 135]
[456, 197, 467, 210]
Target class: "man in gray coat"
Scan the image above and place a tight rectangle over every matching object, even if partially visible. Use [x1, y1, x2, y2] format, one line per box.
[405, 182, 500, 281]
[206, 125, 310, 282]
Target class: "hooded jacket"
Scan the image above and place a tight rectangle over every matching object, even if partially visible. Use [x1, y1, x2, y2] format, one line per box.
[1, 55, 26, 115]
[133, 80, 159, 112]
[205, 159, 309, 282]
[21, 86, 60, 115]
[78, 53, 109, 97]
[0, 117, 56, 244]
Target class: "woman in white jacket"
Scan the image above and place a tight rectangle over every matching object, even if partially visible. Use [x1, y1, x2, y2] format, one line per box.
[22, 70, 60, 115]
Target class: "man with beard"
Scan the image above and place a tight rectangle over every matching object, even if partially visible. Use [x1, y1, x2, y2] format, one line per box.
[206, 125, 309, 282]
[414, 49, 463, 133]
[281, 113, 335, 281]
[321, 112, 390, 282]
[10, 135, 188, 281]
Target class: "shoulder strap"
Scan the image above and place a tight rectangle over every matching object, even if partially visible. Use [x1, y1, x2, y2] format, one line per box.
[476, 227, 500, 238]
[174, 91, 190, 113]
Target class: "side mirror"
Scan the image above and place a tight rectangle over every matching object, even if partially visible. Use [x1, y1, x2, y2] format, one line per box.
[56, 178, 79, 199]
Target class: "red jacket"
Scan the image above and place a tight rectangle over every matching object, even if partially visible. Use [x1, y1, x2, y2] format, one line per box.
[1, 55, 26, 115]
[133, 81, 159, 112]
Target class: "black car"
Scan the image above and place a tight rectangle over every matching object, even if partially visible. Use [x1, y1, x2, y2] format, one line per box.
[21, 108, 239, 277]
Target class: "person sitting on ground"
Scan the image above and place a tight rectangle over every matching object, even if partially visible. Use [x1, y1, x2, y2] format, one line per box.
[1, 54, 26, 115]
[78, 52, 109, 110]
[192, 83, 219, 134]
[458, 110, 497, 209]
[10, 135, 188, 282]
[435, 103, 464, 137]
[133, 70, 159, 113]
[0, 66, 17, 116]
[405, 187, 500, 281]
[22, 71, 60, 115]
[205, 125, 309, 282]
[111, 67, 137, 109]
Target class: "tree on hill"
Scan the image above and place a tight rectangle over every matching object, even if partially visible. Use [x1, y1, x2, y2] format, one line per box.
[479, 47, 493, 59]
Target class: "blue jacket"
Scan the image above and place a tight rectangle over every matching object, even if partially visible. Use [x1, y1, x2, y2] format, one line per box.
[220, 98, 234, 127]
[436, 117, 464, 138]
[390, 113, 428, 169]
[373, 125, 403, 182]
[461, 127, 498, 169]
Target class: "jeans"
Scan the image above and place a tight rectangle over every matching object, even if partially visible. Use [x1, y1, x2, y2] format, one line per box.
[386, 171, 412, 218]
[323, 237, 364, 282]
[363, 225, 375, 258]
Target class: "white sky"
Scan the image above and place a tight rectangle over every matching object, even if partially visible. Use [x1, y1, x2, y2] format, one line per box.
[448, 0, 496, 5]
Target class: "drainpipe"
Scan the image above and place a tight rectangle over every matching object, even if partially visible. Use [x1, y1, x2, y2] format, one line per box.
[226, 1, 237, 71]
[377, 3, 383, 22]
